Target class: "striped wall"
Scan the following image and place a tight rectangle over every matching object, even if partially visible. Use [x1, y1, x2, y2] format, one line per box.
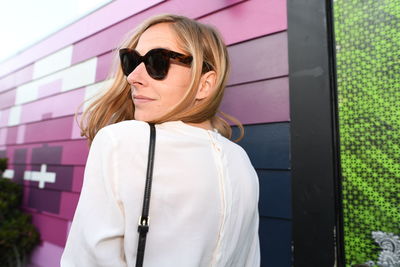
[0, 0, 290, 266]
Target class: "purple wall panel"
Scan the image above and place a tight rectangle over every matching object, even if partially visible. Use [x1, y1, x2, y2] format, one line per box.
[0, 89, 16, 110]
[38, 79, 63, 99]
[59, 191, 80, 220]
[21, 89, 84, 124]
[95, 51, 114, 82]
[70, 0, 246, 65]
[228, 32, 288, 86]
[0, 0, 165, 79]
[24, 116, 74, 143]
[72, 166, 84, 192]
[0, 64, 33, 93]
[5, 126, 18, 145]
[0, 108, 10, 126]
[221, 78, 290, 124]
[28, 187, 61, 214]
[199, 0, 287, 45]
[59, 139, 89, 166]
[30, 211, 69, 247]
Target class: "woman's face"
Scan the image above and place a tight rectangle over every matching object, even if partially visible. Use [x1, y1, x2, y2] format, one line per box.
[127, 22, 192, 121]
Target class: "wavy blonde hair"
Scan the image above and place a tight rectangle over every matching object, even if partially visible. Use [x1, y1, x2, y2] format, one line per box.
[78, 14, 244, 145]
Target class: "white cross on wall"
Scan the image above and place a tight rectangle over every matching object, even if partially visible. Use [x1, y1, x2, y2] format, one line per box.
[24, 164, 56, 189]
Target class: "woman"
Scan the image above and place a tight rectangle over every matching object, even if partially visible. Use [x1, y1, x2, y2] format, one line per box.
[61, 14, 260, 267]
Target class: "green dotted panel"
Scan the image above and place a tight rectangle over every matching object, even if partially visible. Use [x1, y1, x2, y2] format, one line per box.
[333, 0, 400, 266]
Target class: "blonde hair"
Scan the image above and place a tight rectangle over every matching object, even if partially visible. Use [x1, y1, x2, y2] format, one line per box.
[78, 14, 244, 145]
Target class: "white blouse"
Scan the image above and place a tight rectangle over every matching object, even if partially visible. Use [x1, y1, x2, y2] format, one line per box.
[60, 120, 260, 267]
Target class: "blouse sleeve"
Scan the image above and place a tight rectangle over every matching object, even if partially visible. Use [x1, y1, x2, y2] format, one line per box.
[60, 127, 127, 267]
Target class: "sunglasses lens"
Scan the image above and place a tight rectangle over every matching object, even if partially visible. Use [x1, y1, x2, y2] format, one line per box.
[146, 51, 169, 80]
[120, 50, 139, 76]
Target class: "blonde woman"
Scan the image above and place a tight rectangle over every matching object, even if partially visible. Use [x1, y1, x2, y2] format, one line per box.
[61, 14, 260, 267]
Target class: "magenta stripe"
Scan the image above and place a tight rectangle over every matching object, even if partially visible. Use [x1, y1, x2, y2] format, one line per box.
[59, 139, 89, 165]
[29, 211, 69, 247]
[24, 116, 74, 143]
[38, 79, 63, 98]
[21, 88, 85, 124]
[0, 64, 33, 93]
[220, 77, 290, 125]
[72, 166, 85, 192]
[59, 191, 80, 220]
[199, 0, 287, 45]
[95, 51, 114, 82]
[6, 126, 18, 145]
[228, 32, 288, 86]
[0, 89, 16, 110]
[0, 0, 165, 78]
[71, 0, 245, 65]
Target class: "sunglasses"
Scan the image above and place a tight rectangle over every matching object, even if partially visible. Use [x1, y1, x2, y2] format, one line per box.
[119, 48, 211, 80]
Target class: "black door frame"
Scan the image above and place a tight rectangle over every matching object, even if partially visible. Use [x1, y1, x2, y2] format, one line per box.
[288, 0, 345, 266]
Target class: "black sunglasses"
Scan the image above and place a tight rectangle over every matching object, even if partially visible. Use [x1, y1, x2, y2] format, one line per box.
[119, 48, 211, 80]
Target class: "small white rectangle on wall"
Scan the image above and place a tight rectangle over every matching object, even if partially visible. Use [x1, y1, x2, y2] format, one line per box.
[8, 106, 22, 126]
[62, 57, 97, 92]
[33, 46, 73, 79]
[83, 79, 113, 111]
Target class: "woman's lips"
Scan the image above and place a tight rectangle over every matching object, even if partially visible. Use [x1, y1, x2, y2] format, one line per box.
[133, 95, 155, 104]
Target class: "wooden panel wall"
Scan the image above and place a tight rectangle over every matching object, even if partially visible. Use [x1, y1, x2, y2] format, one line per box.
[0, 0, 290, 266]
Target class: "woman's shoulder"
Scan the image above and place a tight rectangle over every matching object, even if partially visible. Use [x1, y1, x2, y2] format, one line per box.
[100, 120, 150, 144]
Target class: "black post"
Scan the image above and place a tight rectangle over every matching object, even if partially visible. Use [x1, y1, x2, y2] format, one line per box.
[288, 0, 344, 266]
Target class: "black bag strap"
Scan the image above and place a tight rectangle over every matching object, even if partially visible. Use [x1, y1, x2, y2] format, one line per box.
[136, 123, 156, 267]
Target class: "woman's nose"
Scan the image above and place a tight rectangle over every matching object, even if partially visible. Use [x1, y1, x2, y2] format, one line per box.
[127, 62, 146, 85]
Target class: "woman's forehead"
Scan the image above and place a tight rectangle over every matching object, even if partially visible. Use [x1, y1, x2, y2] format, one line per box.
[136, 23, 182, 54]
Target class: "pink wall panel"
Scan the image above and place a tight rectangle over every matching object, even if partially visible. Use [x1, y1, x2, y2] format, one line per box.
[0, 107, 10, 126]
[72, 166, 84, 192]
[38, 79, 63, 99]
[0, 89, 16, 109]
[5, 126, 18, 144]
[221, 77, 290, 125]
[24, 116, 74, 143]
[95, 51, 114, 82]
[199, 0, 287, 45]
[59, 191, 80, 220]
[30, 211, 69, 247]
[59, 139, 89, 166]
[21, 89, 85, 124]
[0, 64, 33, 93]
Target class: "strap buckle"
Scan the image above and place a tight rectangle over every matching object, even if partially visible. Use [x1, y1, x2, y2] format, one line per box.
[138, 216, 150, 234]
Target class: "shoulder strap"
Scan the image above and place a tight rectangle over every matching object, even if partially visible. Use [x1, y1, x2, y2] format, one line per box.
[136, 122, 156, 267]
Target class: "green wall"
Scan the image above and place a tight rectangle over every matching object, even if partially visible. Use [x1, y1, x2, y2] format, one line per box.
[333, 0, 400, 265]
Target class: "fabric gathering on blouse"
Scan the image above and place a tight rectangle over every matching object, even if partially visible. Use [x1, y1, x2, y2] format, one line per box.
[60, 120, 260, 267]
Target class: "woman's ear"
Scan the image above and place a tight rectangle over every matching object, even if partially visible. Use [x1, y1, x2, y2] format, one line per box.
[195, 71, 217, 101]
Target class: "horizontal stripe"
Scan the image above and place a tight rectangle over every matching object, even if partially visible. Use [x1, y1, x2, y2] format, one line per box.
[234, 123, 290, 169]
[33, 46, 73, 80]
[258, 170, 291, 219]
[199, 0, 287, 45]
[228, 32, 288, 86]
[29, 241, 64, 267]
[24, 116, 74, 144]
[0, 89, 16, 110]
[221, 77, 290, 124]
[0, 0, 165, 78]
[20, 88, 85, 124]
[0, 64, 33, 93]
[27, 210, 69, 247]
[259, 217, 292, 267]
